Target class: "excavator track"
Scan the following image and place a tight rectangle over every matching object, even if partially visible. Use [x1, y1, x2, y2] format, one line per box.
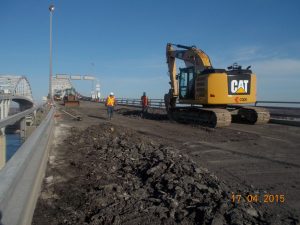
[169, 107, 232, 128]
[237, 106, 270, 124]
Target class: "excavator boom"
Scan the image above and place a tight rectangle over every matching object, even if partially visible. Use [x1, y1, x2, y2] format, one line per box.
[166, 43, 212, 97]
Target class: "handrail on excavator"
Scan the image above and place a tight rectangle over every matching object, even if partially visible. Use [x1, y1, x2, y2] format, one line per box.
[168, 43, 195, 50]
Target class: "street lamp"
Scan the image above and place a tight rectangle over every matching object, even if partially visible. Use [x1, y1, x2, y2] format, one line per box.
[49, 4, 55, 102]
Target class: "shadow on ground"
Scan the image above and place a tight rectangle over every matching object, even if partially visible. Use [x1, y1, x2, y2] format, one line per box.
[87, 114, 108, 120]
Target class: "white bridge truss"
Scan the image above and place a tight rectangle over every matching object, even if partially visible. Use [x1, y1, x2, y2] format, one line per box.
[0, 75, 33, 122]
[52, 76, 73, 94]
[52, 74, 99, 99]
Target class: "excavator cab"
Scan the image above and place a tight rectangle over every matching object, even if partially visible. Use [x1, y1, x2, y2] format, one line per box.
[178, 67, 195, 99]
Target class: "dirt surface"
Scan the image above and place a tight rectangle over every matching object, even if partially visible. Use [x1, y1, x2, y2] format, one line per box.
[32, 101, 300, 225]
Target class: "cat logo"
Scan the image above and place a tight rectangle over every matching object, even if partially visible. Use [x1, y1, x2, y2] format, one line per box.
[231, 80, 249, 94]
[228, 74, 251, 95]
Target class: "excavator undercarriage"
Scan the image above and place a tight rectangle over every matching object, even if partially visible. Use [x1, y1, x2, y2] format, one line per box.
[165, 101, 270, 128]
[167, 107, 231, 128]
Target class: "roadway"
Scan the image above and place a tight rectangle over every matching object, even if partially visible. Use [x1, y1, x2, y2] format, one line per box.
[34, 101, 300, 223]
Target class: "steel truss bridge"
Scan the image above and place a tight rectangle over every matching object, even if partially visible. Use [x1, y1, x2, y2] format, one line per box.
[0, 75, 34, 121]
[52, 74, 99, 99]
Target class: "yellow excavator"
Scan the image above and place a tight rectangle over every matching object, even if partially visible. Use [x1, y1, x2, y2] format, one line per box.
[164, 43, 270, 127]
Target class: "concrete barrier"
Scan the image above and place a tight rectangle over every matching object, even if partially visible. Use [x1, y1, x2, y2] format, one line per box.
[0, 107, 55, 225]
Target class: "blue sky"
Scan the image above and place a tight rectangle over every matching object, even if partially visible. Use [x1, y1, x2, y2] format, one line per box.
[1, 0, 300, 101]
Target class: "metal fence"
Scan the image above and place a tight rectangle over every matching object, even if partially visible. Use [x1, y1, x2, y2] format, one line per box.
[255, 101, 300, 108]
[110, 98, 300, 121]
[0, 106, 38, 129]
[116, 98, 165, 109]
[113, 98, 300, 110]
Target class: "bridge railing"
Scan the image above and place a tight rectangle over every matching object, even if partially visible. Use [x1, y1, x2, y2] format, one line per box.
[255, 100, 300, 108]
[254, 101, 300, 120]
[0, 106, 38, 129]
[115, 98, 165, 109]
[0, 107, 55, 225]
[107, 98, 300, 121]
[112, 98, 300, 110]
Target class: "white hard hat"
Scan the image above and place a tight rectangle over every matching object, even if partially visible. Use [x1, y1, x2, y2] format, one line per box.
[110, 92, 114, 96]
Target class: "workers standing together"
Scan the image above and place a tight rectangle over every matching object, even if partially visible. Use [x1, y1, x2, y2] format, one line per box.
[104, 92, 149, 120]
[140, 92, 149, 118]
[105, 92, 116, 120]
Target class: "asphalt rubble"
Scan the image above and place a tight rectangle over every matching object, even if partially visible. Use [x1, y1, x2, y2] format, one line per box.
[115, 108, 168, 121]
[33, 123, 299, 225]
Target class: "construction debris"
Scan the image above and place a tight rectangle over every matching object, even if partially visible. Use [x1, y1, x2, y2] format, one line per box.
[33, 124, 299, 225]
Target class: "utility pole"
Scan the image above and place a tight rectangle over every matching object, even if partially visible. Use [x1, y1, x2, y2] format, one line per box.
[49, 4, 55, 101]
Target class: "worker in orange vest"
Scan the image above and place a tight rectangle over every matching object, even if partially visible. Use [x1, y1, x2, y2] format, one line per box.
[105, 92, 116, 120]
[140, 92, 149, 118]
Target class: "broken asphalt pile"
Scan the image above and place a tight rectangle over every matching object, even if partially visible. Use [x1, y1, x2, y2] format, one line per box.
[116, 108, 168, 121]
[34, 124, 298, 225]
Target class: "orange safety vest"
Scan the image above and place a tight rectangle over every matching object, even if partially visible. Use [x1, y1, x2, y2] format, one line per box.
[106, 96, 115, 106]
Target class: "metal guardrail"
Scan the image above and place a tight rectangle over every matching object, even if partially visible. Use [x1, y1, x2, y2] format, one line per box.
[0, 106, 38, 129]
[116, 98, 165, 109]
[0, 95, 11, 100]
[112, 98, 300, 123]
[255, 101, 300, 122]
[0, 107, 55, 225]
[255, 101, 300, 107]
[113, 98, 300, 110]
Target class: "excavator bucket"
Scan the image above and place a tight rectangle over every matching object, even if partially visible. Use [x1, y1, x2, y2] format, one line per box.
[64, 95, 80, 107]
[64, 100, 80, 107]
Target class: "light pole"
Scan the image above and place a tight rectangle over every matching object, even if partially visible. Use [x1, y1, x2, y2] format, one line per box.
[49, 4, 55, 102]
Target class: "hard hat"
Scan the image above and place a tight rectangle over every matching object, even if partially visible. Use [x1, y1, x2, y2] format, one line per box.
[110, 92, 114, 96]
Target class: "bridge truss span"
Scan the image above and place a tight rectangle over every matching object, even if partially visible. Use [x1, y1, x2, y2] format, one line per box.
[0, 75, 34, 121]
[0, 75, 33, 101]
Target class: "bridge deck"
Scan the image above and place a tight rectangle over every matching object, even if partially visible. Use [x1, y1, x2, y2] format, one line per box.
[33, 101, 300, 224]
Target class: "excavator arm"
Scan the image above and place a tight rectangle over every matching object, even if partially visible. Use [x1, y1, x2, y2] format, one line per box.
[166, 43, 213, 98]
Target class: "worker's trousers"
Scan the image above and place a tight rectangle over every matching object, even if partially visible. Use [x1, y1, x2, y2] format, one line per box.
[141, 105, 148, 118]
[107, 106, 114, 120]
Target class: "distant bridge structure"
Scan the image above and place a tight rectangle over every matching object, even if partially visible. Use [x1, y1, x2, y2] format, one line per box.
[0, 75, 35, 168]
[52, 76, 73, 94]
[52, 74, 99, 99]
[0, 75, 34, 120]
